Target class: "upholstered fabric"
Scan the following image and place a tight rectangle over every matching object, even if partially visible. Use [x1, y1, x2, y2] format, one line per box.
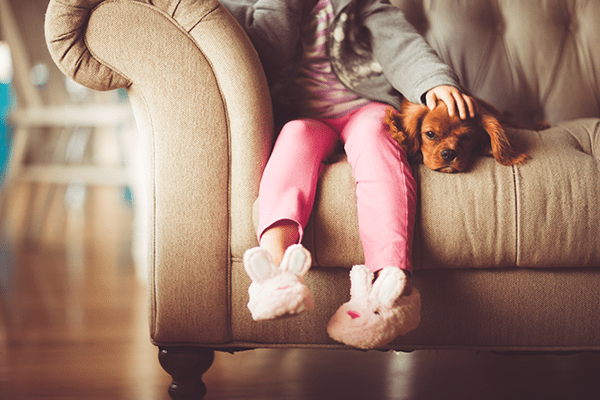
[45, 0, 600, 351]
[229, 265, 600, 351]
[394, 0, 600, 126]
[298, 119, 600, 270]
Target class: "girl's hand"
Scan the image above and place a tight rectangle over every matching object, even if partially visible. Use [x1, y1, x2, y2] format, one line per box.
[425, 85, 477, 120]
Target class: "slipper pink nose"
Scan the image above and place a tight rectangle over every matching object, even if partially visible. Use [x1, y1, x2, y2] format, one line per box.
[347, 311, 361, 319]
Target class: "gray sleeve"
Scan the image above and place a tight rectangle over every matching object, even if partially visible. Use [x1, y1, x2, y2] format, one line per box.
[362, 0, 461, 103]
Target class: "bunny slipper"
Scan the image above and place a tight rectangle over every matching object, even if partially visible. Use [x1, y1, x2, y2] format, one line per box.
[327, 265, 421, 350]
[244, 244, 314, 320]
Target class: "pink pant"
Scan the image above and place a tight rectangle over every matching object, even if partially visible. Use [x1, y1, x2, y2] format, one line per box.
[257, 103, 416, 272]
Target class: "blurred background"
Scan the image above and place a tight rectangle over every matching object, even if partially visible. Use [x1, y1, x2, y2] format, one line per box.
[0, 0, 167, 398]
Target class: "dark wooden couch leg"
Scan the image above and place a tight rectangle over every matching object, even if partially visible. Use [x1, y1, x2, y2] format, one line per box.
[158, 347, 215, 400]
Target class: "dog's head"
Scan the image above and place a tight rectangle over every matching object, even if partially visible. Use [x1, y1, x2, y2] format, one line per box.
[385, 99, 529, 173]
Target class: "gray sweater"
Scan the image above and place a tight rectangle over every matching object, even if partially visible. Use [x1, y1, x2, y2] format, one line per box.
[220, 0, 461, 115]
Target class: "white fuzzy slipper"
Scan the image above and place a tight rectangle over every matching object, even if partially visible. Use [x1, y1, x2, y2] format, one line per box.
[327, 265, 421, 349]
[244, 244, 314, 320]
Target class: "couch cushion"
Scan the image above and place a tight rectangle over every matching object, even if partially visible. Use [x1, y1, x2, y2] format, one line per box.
[230, 264, 600, 350]
[418, 119, 600, 269]
[256, 119, 600, 270]
[514, 119, 600, 268]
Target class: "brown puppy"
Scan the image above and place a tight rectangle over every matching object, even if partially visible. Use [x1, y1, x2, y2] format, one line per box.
[385, 98, 531, 173]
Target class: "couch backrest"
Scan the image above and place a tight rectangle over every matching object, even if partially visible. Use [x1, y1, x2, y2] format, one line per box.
[393, 0, 600, 125]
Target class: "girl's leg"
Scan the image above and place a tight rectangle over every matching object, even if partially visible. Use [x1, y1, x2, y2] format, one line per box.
[326, 103, 421, 349]
[339, 103, 417, 275]
[259, 220, 300, 266]
[257, 118, 339, 263]
[244, 118, 338, 320]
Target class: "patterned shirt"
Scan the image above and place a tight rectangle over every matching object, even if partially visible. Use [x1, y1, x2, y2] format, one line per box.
[292, 0, 371, 119]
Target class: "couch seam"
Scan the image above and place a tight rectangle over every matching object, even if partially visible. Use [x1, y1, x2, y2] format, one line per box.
[169, 0, 181, 17]
[512, 165, 520, 267]
[155, 0, 235, 343]
[138, 88, 159, 341]
[184, 6, 234, 341]
[225, 73, 233, 343]
[53, 0, 94, 10]
[575, 4, 600, 113]
[178, 8, 234, 342]
[538, 23, 570, 118]
[186, 2, 220, 34]
[470, 1, 502, 93]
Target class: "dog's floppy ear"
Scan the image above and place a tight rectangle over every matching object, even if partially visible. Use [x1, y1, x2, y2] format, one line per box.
[478, 114, 530, 166]
[400, 101, 430, 163]
[385, 107, 418, 158]
[384, 101, 428, 163]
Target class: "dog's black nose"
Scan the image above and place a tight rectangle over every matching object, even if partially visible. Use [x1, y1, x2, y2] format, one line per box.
[441, 149, 458, 162]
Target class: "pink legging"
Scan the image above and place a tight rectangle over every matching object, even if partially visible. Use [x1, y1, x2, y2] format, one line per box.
[257, 102, 416, 273]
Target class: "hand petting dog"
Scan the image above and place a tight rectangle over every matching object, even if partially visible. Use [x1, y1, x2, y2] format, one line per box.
[425, 85, 477, 120]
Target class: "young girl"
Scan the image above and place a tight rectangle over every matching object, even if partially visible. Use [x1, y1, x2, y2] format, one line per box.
[220, 0, 476, 349]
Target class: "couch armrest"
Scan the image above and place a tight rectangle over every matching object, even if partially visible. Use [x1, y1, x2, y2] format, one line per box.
[45, 0, 273, 344]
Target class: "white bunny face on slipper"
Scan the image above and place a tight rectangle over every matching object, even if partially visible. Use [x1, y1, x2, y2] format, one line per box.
[327, 265, 421, 350]
[244, 244, 314, 321]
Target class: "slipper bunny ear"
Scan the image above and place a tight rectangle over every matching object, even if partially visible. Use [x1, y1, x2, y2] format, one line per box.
[243, 247, 278, 283]
[349, 264, 374, 300]
[280, 244, 311, 277]
[371, 267, 407, 309]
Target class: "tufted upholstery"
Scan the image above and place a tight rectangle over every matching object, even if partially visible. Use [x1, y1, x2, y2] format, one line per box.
[395, 0, 600, 126]
[45, 2, 600, 395]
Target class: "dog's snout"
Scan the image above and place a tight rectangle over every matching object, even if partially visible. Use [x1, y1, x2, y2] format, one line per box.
[441, 149, 458, 162]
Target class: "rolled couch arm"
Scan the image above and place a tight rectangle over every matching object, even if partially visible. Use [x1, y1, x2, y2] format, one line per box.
[45, 0, 273, 344]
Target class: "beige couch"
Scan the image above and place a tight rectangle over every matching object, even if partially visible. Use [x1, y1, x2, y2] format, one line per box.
[45, 0, 600, 398]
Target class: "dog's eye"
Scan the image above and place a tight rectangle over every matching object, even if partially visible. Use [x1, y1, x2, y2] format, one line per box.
[425, 131, 437, 140]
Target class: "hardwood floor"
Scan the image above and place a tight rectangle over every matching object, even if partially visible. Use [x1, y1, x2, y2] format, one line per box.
[0, 183, 170, 399]
[205, 349, 600, 400]
[2, 182, 600, 399]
